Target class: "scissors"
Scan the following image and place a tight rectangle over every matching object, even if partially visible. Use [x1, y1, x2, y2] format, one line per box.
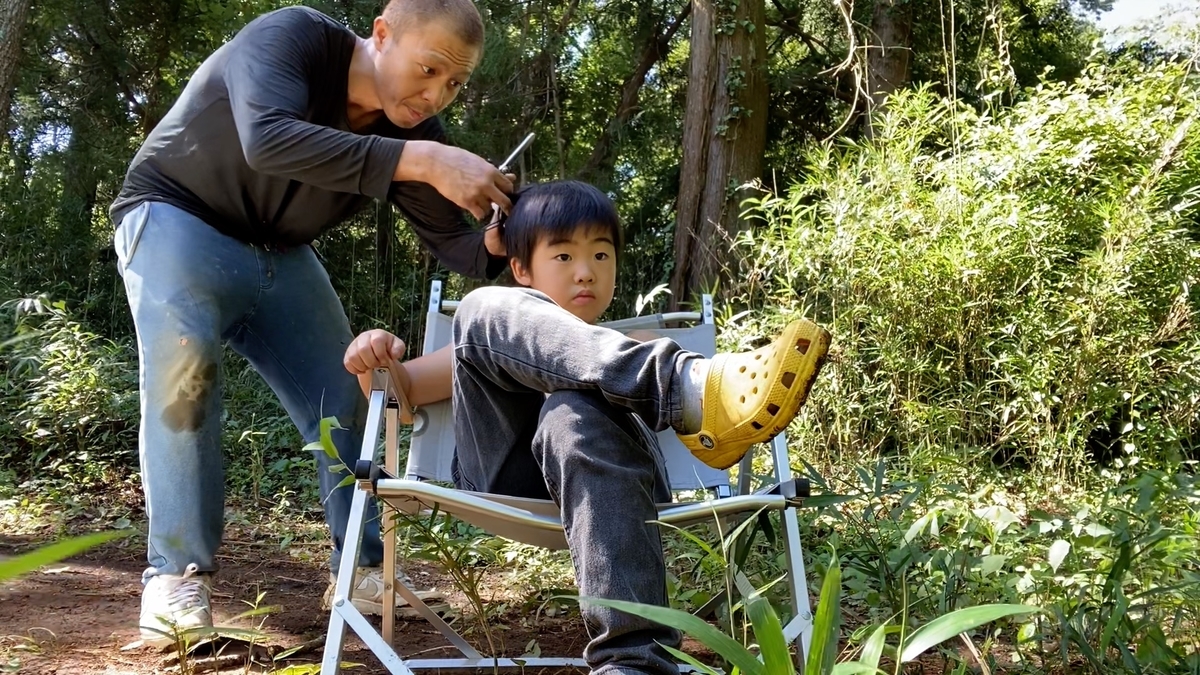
[498, 132, 535, 175]
[487, 132, 535, 231]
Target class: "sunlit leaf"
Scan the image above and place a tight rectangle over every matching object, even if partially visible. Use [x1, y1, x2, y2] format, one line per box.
[734, 574, 792, 675]
[858, 622, 891, 670]
[1047, 540, 1070, 573]
[979, 554, 1007, 576]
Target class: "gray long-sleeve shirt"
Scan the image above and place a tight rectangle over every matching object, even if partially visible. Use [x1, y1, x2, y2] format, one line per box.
[110, 5, 502, 279]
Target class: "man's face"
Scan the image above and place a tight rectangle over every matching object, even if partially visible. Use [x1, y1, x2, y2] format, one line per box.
[372, 18, 480, 128]
[510, 225, 618, 324]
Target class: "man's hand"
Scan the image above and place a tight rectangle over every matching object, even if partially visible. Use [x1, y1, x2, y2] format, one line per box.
[397, 141, 513, 220]
[344, 329, 406, 374]
[484, 207, 507, 257]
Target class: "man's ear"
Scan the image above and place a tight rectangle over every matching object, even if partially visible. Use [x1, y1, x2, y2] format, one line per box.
[509, 257, 533, 287]
[372, 17, 390, 50]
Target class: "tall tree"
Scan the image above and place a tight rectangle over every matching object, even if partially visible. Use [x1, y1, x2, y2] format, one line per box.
[577, 1, 691, 189]
[47, 0, 136, 273]
[0, 0, 32, 139]
[670, 0, 769, 307]
[865, 0, 912, 129]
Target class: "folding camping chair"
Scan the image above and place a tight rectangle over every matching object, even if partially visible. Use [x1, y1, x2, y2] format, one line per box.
[320, 281, 816, 674]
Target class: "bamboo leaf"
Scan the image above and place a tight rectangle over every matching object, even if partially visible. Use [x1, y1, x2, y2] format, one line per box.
[0, 530, 133, 581]
[228, 605, 283, 623]
[900, 605, 1040, 663]
[1099, 584, 1129, 654]
[735, 573, 793, 675]
[183, 625, 271, 645]
[661, 644, 723, 675]
[317, 416, 346, 460]
[805, 556, 842, 675]
[859, 622, 891, 670]
[653, 520, 720, 562]
[571, 596, 763, 675]
[721, 506, 769, 557]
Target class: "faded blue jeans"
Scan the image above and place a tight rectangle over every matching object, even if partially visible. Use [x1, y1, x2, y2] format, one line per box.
[114, 201, 382, 583]
[451, 287, 696, 675]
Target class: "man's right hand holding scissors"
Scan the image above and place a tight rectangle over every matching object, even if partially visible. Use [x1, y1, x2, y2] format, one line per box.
[481, 133, 536, 257]
[483, 184, 512, 257]
[394, 141, 514, 221]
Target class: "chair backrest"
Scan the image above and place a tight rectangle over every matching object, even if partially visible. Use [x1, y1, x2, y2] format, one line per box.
[405, 281, 732, 494]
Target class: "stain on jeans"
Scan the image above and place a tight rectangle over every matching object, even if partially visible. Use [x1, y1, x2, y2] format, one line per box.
[161, 347, 218, 432]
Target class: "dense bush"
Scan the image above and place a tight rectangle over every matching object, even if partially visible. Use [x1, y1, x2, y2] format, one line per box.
[739, 53, 1200, 478]
[0, 295, 139, 487]
[0, 294, 315, 507]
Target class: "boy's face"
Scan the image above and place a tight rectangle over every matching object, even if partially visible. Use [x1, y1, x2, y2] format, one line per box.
[510, 225, 617, 324]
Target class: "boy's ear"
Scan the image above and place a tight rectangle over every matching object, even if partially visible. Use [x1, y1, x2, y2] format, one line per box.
[509, 257, 533, 287]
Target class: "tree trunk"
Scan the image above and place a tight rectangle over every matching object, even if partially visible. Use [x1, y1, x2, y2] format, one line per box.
[865, 0, 912, 130]
[376, 202, 394, 297]
[0, 0, 33, 140]
[55, 116, 100, 272]
[54, 36, 109, 274]
[669, 0, 768, 309]
[516, 0, 581, 137]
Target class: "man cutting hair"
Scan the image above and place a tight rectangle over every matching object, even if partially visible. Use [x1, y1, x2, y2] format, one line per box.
[109, 0, 506, 645]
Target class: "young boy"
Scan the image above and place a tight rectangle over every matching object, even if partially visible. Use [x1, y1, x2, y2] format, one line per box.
[344, 180, 830, 674]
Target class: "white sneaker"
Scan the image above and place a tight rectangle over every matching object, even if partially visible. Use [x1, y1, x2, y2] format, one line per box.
[139, 563, 213, 648]
[321, 566, 450, 618]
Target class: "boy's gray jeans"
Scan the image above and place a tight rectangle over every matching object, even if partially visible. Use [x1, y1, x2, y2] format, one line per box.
[451, 287, 700, 675]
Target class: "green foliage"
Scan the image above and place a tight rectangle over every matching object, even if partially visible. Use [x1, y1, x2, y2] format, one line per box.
[0, 296, 138, 485]
[390, 507, 507, 653]
[1022, 469, 1200, 672]
[740, 53, 1200, 477]
[0, 292, 333, 519]
[576, 555, 1038, 675]
[799, 461, 1199, 673]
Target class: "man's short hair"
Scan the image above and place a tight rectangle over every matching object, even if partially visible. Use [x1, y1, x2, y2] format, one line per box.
[383, 0, 484, 48]
[504, 181, 624, 269]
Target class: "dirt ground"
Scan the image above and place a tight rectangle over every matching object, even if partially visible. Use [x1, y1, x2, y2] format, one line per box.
[0, 518, 986, 675]
[0, 531, 723, 675]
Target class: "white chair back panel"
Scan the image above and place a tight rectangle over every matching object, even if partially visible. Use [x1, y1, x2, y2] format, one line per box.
[406, 311, 456, 482]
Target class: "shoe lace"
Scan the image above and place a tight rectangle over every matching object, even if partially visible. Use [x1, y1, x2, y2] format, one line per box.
[164, 563, 209, 608]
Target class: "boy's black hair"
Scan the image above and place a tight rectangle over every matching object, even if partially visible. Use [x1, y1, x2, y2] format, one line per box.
[502, 180, 623, 269]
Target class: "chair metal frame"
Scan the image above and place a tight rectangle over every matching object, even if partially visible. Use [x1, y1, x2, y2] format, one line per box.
[321, 281, 815, 674]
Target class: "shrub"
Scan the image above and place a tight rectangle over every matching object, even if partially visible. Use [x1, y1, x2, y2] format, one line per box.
[738, 54, 1200, 478]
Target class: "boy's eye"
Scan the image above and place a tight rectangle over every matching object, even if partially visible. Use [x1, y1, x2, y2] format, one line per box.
[595, 252, 609, 261]
[554, 253, 571, 262]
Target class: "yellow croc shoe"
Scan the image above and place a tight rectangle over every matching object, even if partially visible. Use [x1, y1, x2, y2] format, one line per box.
[678, 319, 831, 469]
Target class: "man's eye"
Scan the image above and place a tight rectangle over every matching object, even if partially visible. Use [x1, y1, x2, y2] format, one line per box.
[450, 80, 464, 89]
[421, 65, 434, 75]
